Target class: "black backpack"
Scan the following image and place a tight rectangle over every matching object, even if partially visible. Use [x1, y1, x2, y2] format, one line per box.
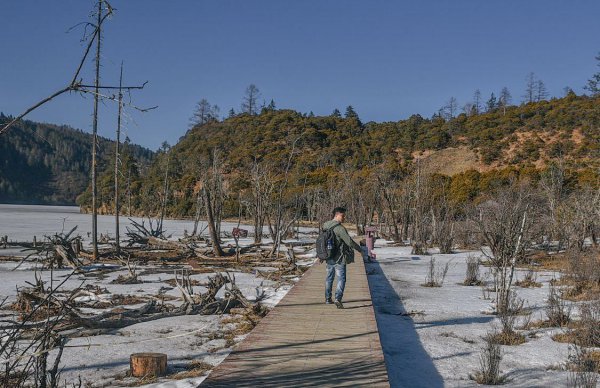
[316, 226, 338, 262]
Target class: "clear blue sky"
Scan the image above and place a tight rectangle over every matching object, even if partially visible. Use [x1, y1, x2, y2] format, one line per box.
[1, 1, 599, 150]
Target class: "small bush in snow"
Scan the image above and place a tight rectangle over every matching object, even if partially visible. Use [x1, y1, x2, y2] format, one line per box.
[493, 290, 527, 345]
[567, 344, 599, 388]
[515, 268, 542, 288]
[422, 257, 449, 287]
[546, 283, 571, 327]
[564, 248, 600, 300]
[577, 300, 600, 347]
[470, 332, 505, 385]
[463, 255, 482, 286]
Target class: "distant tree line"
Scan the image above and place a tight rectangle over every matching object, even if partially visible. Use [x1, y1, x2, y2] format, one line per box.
[0, 114, 153, 204]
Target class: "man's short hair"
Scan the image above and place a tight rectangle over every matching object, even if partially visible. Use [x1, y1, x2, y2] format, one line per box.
[332, 207, 347, 217]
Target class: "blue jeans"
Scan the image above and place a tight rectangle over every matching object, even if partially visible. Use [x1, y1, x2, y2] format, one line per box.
[325, 263, 346, 301]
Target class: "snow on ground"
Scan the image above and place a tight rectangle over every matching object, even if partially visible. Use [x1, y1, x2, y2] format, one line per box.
[0, 258, 308, 387]
[0, 204, 316, 246]
[367, 241, 573, 387]
[0, 204, 316, 387]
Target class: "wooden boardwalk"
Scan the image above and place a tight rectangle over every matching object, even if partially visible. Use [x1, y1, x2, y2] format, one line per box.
[201, 254, 389, 387]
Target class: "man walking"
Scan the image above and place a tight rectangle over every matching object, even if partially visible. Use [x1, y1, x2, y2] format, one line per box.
[322, 207, 365, 309]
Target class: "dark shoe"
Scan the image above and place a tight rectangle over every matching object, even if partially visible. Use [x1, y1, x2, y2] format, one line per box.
[325, 298, 333, 304]
[334, 299, 344, 309]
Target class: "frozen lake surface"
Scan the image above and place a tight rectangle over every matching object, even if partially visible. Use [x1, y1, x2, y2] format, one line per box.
[0, 204, 242, 243]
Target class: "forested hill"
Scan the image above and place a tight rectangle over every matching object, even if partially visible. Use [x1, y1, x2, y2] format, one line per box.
[177, 92, 599, 175]
[92, 92, 599, 219]
[0, 113, 154, 205]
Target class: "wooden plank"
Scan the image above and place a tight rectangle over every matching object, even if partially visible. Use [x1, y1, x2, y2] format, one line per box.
[202, 249, 389, 387]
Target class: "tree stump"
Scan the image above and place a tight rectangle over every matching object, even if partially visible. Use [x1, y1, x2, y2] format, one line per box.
[130, 353, 167, 377]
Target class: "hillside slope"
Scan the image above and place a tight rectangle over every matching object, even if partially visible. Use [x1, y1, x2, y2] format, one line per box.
[73, 94, 600, 218]
[0, 113, 153, 205]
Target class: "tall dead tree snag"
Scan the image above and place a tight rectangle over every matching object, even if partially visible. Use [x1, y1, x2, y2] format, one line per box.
[90, 0, 105, 260]
[0, 1, 153, 260]
[157, 142, 171, 236]
[113, 62, 125, 254]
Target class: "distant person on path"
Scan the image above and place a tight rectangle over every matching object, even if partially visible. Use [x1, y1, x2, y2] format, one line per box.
[321, 207, 365, 309]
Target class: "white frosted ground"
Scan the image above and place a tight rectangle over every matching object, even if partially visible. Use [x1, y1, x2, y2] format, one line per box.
[368, 241, 576, 387]
[0, 204, 316, 246]
[0, 205, 588, 386]
[0, 204, 315, 387]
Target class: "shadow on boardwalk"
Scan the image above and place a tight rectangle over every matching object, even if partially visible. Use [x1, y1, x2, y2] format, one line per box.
[366, 259, 444, 388]
[201, 353, 388, 387]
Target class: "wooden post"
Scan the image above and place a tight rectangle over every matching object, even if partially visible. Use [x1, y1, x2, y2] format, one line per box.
[72, 239, 81, 256]
[130, 353, 167, 377]
[33, 236, 37, 248]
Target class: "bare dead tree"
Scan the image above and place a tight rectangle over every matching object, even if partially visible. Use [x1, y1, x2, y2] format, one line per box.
[241, 84, 261, 115]
[472, 183, 533, 313]
[377, 172, 402, 241]
[114, 62, 124, 254]
[562, 187, 599, 252]
[269, 133, 304, 257]
[195, 149, 226, 256]
[0, 1, 152, 261]
[430, 180, 456, 254]
[409, 160, 431, 254]
[539, 161, 567, 252]
[156, 142, 171, 235]
[90, 0, 105, 261]
[190, 98, 219, 127]
[248, 160, 275, 244]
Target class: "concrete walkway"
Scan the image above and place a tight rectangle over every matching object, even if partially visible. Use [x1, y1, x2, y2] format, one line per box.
[201, 254, 389, 387]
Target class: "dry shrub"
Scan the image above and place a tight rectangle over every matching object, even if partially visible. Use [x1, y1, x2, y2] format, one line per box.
[463, 255, 482, 286]
[470, 332, 505, 385]
[164, 278, 202, 287]
[576, 300, 600, 348]
[422, 257, 450, 287]
[564, 248, 600, 301]
[515, 268, 542, 288]
[454, 220, 478, 249]
[111, 274, 143, 284]
[568, 345, 600, 388]
[490, 330, 526, 346]
[568, 248, 600, 284]
[546, 283, 572, 327]
[493, 291, 527, 345]
[411, 241, 428, 255]
[171, 360, 213, 380]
